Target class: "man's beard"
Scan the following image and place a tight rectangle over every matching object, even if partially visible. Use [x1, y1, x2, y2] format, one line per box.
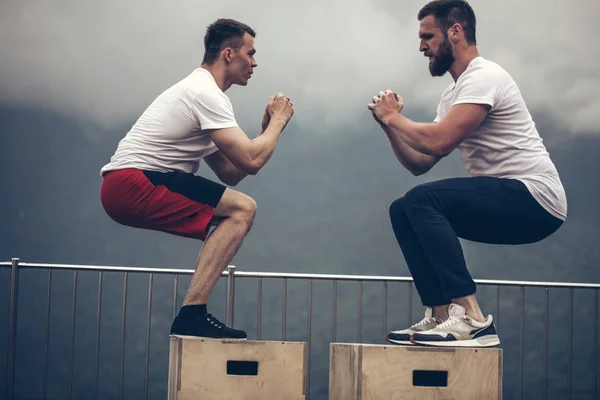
[429, 36, 455, 77]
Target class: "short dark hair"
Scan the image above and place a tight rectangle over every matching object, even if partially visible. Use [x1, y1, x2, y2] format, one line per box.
[418, 0, 477, 45]
[202, 19, 256, 65]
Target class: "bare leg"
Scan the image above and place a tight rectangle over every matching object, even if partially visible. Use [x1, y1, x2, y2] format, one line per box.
[182, 188, 257, 306]
[432, 304, 450, 320]
[452, 294, 485, 322]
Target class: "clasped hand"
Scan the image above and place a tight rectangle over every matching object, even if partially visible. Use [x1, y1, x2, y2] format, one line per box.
[368, 89, 404, 126]
[261, 93, 294, 132]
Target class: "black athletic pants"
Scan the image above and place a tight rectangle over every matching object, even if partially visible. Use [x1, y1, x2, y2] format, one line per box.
[389, 176, 563, 306]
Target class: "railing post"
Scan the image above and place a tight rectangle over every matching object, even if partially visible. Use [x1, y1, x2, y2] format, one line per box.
[226, 266, 236, 327]
[6, 258, 20, 400]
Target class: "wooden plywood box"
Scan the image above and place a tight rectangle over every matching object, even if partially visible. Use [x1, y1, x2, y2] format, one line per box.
[168, 336, 308, 400]
[329, 343, 502, 400]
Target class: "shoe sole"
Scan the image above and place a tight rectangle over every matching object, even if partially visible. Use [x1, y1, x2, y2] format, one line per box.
[411, 334, 500, 348]
[385, 334, 413, 346]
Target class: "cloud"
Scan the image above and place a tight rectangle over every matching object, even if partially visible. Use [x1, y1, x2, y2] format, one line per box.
[1, 0, 598, 134]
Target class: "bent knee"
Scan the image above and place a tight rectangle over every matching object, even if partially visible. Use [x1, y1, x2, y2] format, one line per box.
[389, 197, 406, 219]
[237, 195, 257, 219]
[215, 189, 257, 220]
[403, 184, 434, 209]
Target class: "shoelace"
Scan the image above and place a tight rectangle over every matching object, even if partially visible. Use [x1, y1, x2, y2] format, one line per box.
[436, 315, 461, 330]
[412, 317, 437, 328]
[205, 313, 224, 329]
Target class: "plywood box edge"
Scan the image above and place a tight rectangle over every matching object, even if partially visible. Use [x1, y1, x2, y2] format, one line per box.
[168, 336, 182, 399]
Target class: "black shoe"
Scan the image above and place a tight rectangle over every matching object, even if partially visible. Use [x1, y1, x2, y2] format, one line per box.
[170, 313, 247, 339]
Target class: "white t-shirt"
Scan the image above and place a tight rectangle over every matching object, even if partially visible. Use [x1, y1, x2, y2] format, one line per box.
[100, 68, 238, 176]
[434, 56, 567, 221]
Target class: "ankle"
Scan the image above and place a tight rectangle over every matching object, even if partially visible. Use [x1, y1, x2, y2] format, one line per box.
[178, 304, 207, 319]
[468, 312, 486, 323]
[458, 305, 485, 322]
[451, 296, 485, 322]
[432, 305, 450, 320]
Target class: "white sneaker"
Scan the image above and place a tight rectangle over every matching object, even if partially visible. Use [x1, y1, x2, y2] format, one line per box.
[410, 304, 500, 347]
[385, 307, 443, 345]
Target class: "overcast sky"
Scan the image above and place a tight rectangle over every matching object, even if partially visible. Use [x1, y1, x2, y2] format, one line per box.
[1, 0, 599, 135]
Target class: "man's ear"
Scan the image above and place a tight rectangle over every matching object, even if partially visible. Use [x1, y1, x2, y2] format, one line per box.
[450, 23, 461, 40]
[222, 48, 232, 62]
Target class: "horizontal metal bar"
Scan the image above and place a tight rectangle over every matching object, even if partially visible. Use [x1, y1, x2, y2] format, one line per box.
[213, 272, 600, 288]
[236, 272, 412, 282]
[2, 261, 600, 289]
[472, 278, 600, 289]
[1, 262, 197, 275]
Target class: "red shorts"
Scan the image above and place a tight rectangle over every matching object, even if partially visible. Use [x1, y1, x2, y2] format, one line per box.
[100, 168, 226, 241]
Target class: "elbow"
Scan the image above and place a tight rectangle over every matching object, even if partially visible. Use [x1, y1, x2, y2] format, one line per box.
[409, 157, 439, 176]
[218, 171, 243, 187]
[410, 165, 429, 176]
[245, 165, 260, 176]
[230, 158, 260, 176]
[243, 160, 261, 176]
[429, 142, 453, 158]
[224, 178, 240, 187]
[219, 174, 238, 187]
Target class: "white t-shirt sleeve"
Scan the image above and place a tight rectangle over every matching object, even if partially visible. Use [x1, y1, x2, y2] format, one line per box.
[452, 67, 499, 108]
[191, 91, 239, 131]
[434, 99, 444, 123]
[434, 84, 453, 123]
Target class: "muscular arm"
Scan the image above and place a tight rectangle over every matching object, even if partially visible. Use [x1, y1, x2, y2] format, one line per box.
[378, 122, 441, 176]
[203, 150, 248, 186]
[383, 103, 490, 158]
[207, 117, 288, 176]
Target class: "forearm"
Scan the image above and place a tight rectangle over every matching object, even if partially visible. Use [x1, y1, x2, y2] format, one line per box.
[381, 125, 439, 175]
[222, 164, 248, 186]
[384, 114, 446, 157]
[246, 118, 286, 173]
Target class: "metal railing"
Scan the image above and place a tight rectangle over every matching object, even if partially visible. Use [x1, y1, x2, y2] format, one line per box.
[2, 258, 599, 400]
